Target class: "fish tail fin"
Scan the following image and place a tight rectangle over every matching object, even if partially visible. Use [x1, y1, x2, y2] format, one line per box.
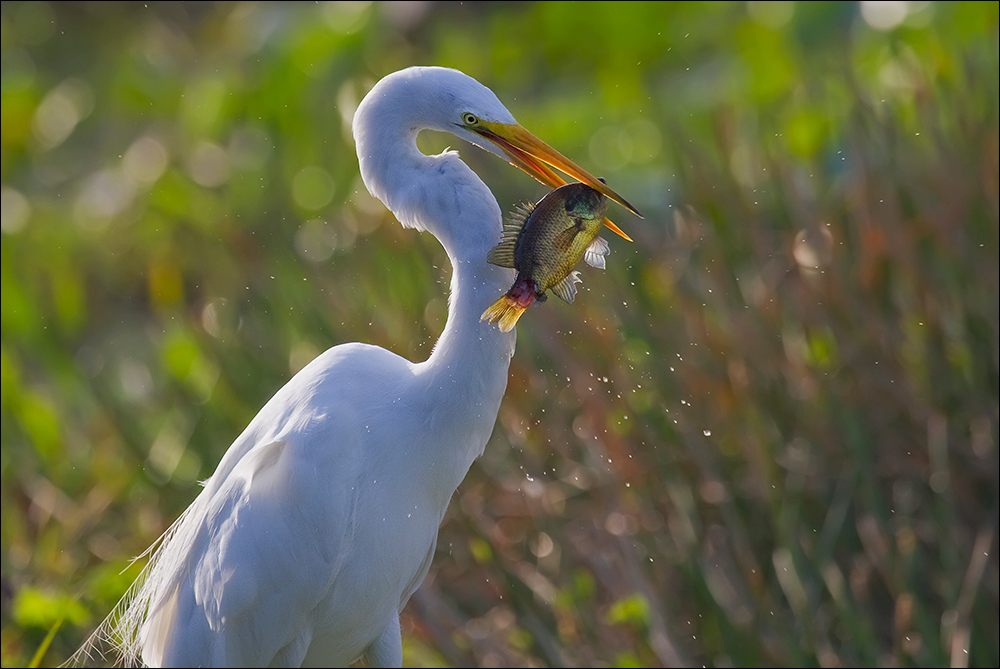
[480, 296, 528, 332]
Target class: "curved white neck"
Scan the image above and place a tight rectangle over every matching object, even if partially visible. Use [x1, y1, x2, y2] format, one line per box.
[411, 152, 517, 418]
[363, 144, 517, 485]
[425, 250, 515, 370]
[353, 72, 519, 485]
[413, 245, 515, 502]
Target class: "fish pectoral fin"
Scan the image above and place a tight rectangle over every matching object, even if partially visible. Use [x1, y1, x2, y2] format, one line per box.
[553, 225, 581, 253]
[551, 271, 582, 304]
[584, 236, 610, 269]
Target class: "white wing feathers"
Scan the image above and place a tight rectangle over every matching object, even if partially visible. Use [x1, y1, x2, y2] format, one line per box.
[142, 434, 353, 666]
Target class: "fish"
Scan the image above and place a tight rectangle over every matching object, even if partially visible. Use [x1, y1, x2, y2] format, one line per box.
[481, 181, 612, 332]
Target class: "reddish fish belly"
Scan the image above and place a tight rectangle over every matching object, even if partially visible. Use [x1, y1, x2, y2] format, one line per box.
[481, 277, 547, 332]
[507, 278, 540, 308]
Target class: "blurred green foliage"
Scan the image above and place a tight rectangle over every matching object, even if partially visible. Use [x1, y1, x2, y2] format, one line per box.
[2, 1, 997, 667]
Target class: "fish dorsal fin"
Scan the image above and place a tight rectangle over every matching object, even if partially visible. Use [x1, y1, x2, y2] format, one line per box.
[487, 202, 534, 268]
[508, 202, 534, 225]
[550, 270, 582, 304]
[584, 236, 610, 270]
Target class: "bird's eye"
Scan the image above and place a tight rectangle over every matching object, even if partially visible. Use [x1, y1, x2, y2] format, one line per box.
[462, 113, 479, 126]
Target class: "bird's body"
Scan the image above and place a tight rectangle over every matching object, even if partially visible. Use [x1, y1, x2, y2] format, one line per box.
[136, 336, 511, 667]
[137, 339, 510, 666]
[75, 66, 639, 668]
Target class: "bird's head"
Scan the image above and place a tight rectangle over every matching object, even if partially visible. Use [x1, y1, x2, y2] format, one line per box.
[358, 67, 642, 241]
[446, 77, 642, 241]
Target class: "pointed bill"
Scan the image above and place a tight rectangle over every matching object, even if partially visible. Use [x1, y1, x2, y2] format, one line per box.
[469, 121, 642, 242]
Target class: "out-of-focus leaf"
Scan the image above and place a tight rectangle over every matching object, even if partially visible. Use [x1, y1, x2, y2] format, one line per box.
[605, 593, 650, 631]
[13, 588, 87, 629]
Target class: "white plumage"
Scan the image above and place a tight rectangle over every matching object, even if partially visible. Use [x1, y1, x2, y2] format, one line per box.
[74, 66, 637, 668]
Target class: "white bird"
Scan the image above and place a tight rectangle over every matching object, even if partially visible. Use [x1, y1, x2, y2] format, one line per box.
[73, 66, 640, 668]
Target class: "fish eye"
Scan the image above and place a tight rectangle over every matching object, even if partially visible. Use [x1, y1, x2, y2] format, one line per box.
[462, 113, 479, 126]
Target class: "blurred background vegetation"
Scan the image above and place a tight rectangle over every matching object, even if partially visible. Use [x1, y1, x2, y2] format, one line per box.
[2, 1, 997, 667]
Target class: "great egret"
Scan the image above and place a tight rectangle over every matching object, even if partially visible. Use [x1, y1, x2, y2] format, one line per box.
[74, 66, 639, 668]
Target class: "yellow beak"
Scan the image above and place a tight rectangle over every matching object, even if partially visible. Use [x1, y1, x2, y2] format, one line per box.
[469, 121, 642, 242]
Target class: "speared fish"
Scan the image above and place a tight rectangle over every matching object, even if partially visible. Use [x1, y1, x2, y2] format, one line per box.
[481, 182, 611, 332]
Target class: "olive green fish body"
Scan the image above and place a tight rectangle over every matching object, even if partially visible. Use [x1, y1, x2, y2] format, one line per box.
[481, 183, 609, 332]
